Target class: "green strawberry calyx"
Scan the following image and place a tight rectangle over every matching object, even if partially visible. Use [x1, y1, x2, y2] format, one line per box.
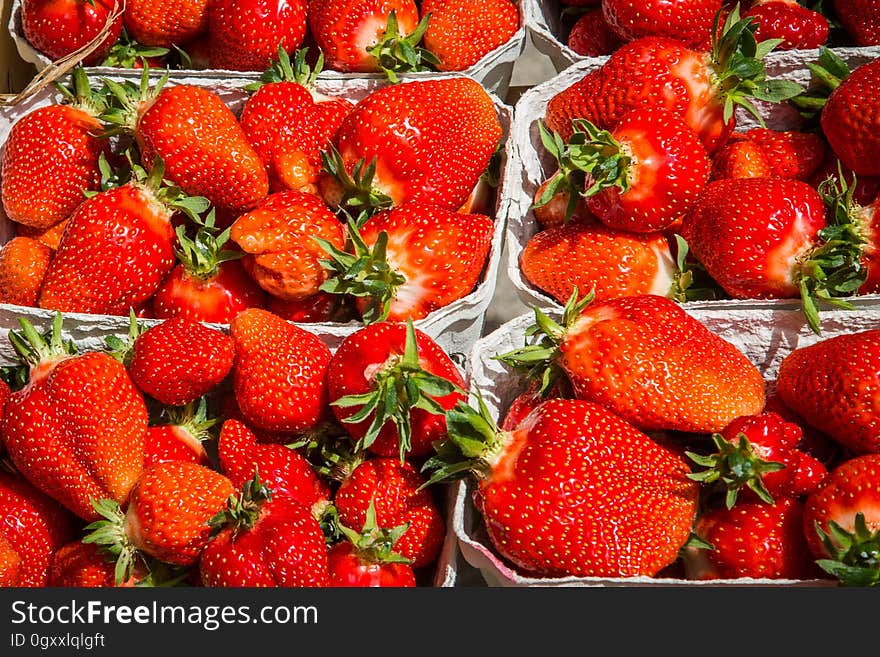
[7, 313, 78, 381]
[365, 11, 440, 84]
[244, 46, 324, 93]
[82, 498, 144, 586]
[336, 500, 412, 566]
[815, 513, 880, 587]
[209, 469, 272, 537]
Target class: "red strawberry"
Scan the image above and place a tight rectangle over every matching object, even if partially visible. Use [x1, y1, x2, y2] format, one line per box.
[500, 294, 765, 433]
[48, 542, 150, 587]
[0, 315, 148, 521]
[218, 419, 329, 506]
[267, 292, 349, 323]
[743, 0, 828, 50]
[22, 0, 123, 64]
[230, 191, 345, 301]
[428, 398, 698, 577]
[531, 176, 595, 229]
[0, 379, 9, 420]
[566, 7, 622, 57]
[327, 321, 465, 458]
[122, 0, 208, 47]
[690, 497, 817, 580]
[85, 461, 235, 576]
[334, 457, 444, 569]
[602, 0, 722, 48]
[763, 390, 842, 468]
[1, 69, 110, 230]
[144, 400, 216, 468]
[0, 471, 76, 587]
[0, 237, 53, 307]
[500, 380, 570, 432]
[15, 218, 69, 250]
[546, 8, 801, 154]
[330, 77, 502, 211]
[745, 128, 827, 180]
[832, 0, 880, 46]
[230, 308, 332, 433]
[421, 0, 520, 71]
[208, 0, 308, 71]
[0, 534, 22, 587]
[128, 317, 234, 406]
[821, 59, 880, 177]
[320, 203, 494, 323]
[710, 135, 773, 179]
[777, 330, 880, 456]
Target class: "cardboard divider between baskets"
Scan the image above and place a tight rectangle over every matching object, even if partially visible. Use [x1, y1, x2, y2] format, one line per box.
[454, 304, 880, 587]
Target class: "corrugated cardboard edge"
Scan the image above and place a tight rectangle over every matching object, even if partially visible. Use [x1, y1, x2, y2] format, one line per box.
[8, 0, 527, 98]
[504, 46, 880, 314]
[453, 307, 880, 586]
[0, 69, 515, 365]
[522, 0, 583, 72]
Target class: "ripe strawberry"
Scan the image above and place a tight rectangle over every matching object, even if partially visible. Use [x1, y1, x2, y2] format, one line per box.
[230, 308, 332, 433]
[602, 0, 721, 48]
[151, 214, 267, 323]
[0, 471, 76, 587]
[545, 7, 801, 153]
[105, 72, 268, 213]
[123, 0, 208, 47]
[1, 315, 148, 521]
[128, 317, 234, 406]
[144, 400, 216, 468]
[777, 330, 880, 455]
[427, 397, 698, 577]
[808, 153, 880, 207]
[334, 457, 444, 569]
[743, 0, 828, 50]
[531, 176, 595, 229]
[421, 0, 520, 71]
[200, 474, 329, 587]
[0, 237, 53, 307]
[497, 294, 765, 434]
[22, 0, 123, 64]
[328, 501, 415, 587]
[48, 542, 150, 587]
[327, 321, 465, 459]
[832, 0, 880, 46]
[763, 391, 842, 469]
[566, 7, 622, 57]
[1, 69, 110, 230]
[0, 534, 22, 587]
[218, 419, 329, 506]
[500, 381, 569, 432]
[208, 0, 308, 71]
[331, 77, 502, 211]
[711, 129, 826, 181]
[0, 379, 9, 420]
[38, 159, 208, 315]
[85, 461, 235, 578]
[710, 136, 773, 179]
[821, 58, 880, 177]
[803, 454, 880, 586]
[230, 191, 345, 301]
[690, 497, 817, 580]
[267, 292, 350, 323]
[240, 49, 354, 193]
[319, 203, 493, 323]
[687, 412, 827, 508]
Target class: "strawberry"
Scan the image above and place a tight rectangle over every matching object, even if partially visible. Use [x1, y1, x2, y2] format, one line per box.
[144, 399, 216, 468]
[0, 315, 148, 521]
[690, 497, 817, 580]
[531, 176, 595, 229]
[122, 0, 208, 47]
[601, 0, 722, 48]
[0, 379, 9, 420]
[208, 0, 308, 71]
[334, 457, 444, 569]
[200, 474, 329, 587]
[500, 381, 568, 432]
[218, 419, 329, 506]
[128, 317, 234, 406]
[319, 203, 494, 323]
[267, 292, 350, 323]
[0, 471, 76, 587]
[762, 391, 842, 469]
[104, 71, 269, 213]
[21, 0, 123, 64]
[1, 69, 110, 230]
[151, 213, 267, 323]
[710, 135, 773, 179]
[15, 219, 69, 250]
[566, 7, 622, 57]
[230, 191, 345, 301]
[821, 58, 880, 178]
[538, 109, 710, 233]
[711, 129, 826, 181]
[832, 0, 880, 46]
[497, 294, 765, 434]
[47, 542, 150, 587]
[0, 237, 53, 307]
[38, 159, 209, 315]
[0, 535, 22, 587]
[743, 0, 828, 50]
[686, 412, 827, 508]
[240, 49, 354, 193]
[85, 461, 235, 578]
[327, 501, 415, 587]
[421, 0, 520, 71]
[426, 397, 698, 578]
[230, 308, 332, 433]
[329, 77, 502, 212]
[327, 321, 465, 459]
[545, 7, 802, 154]
[808, 153, 880, 207]
[803, 454, 880, 586]
[777, 330, 880, 455]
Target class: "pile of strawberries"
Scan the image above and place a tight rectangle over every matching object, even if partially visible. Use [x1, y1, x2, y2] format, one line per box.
[0, 309, 470, 587]
[0, 57, 502, 326]
[521, 7, 880, 334]
[18, 0, 520, 75]
[558, 0, 875, 58]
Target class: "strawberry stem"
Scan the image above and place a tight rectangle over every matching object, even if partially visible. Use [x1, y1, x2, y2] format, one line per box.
[337, 500, 412, 565]
[244, 46, 323, 92]
[365, 11, 440, 83]
[82, 498, 143, 586]
[209, 470, 272, 536]
[174, 209, 245, 280]
[101, 28, 169, 69]
[320, 145, 394, 218]
[162, 397, 219, 444]
[815, 513, 880, 587]
[7, 313, 77, 370]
